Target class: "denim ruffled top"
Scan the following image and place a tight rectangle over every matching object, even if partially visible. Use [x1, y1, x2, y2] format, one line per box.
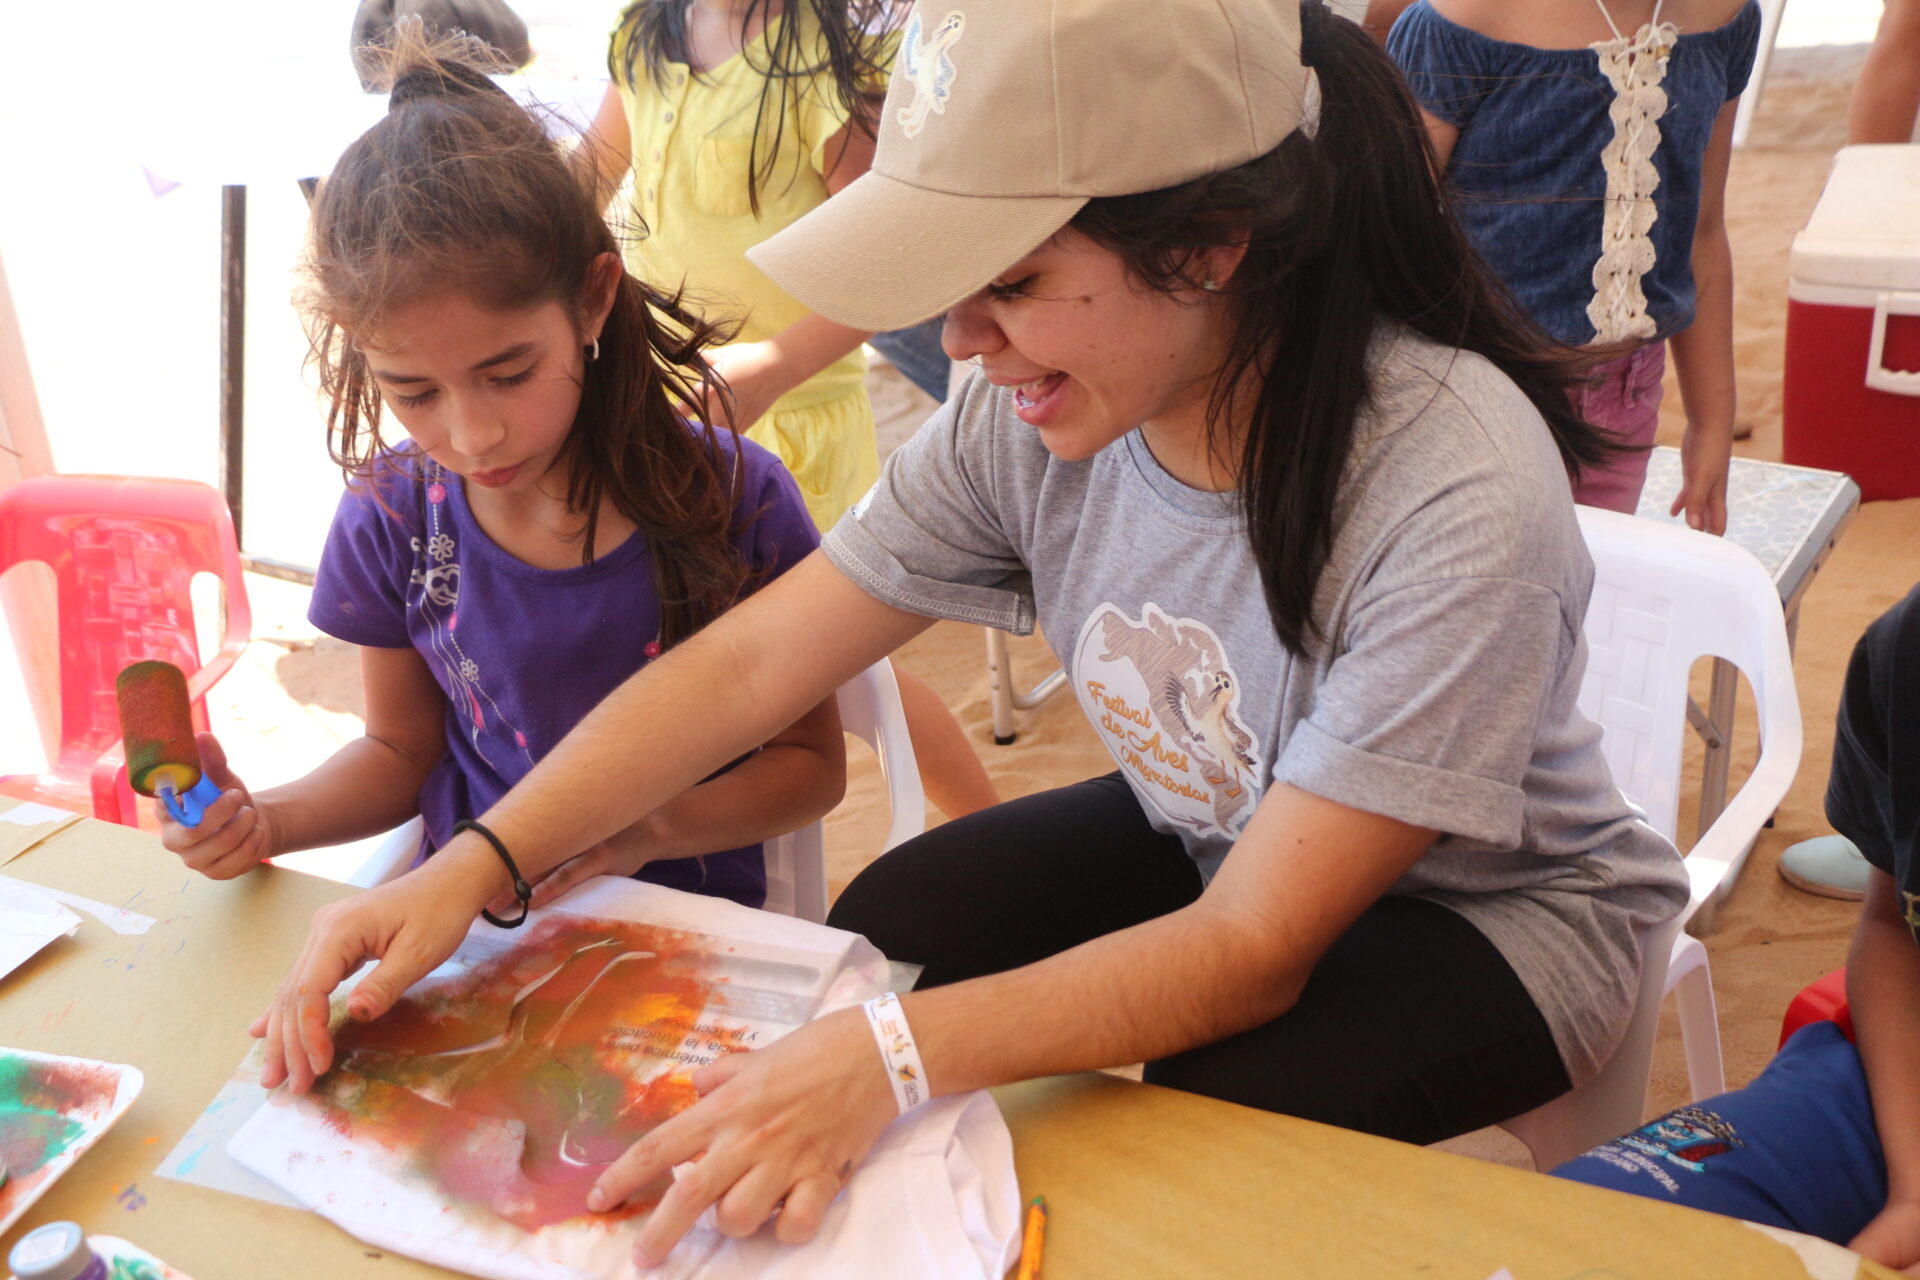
[1388, 1, 1760, 347]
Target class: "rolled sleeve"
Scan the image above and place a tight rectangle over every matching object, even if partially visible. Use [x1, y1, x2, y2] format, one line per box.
[1276, 575, 1568, 847]
[819, 379, 1037, 632]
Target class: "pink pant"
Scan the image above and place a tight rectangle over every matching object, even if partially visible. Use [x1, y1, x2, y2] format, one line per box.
[1569, 340, 1666, 513]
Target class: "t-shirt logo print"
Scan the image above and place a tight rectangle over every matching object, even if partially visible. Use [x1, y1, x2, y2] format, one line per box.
[1073, 603, 1264, 839]
[896, 9, 965, 138]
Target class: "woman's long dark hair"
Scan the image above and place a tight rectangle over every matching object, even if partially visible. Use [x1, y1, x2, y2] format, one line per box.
[1072, 2, 1612, 659]
[613, 0, 892, 215]
[306, 24, 752, 647]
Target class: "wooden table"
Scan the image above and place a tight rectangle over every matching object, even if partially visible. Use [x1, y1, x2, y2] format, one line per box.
[0, 809, 1896, 1278]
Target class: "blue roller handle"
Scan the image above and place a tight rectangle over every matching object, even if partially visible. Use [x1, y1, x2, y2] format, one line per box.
[158, 774, 224, 828]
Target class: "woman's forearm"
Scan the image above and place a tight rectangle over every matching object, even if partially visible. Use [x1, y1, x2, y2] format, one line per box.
[1848, 875, 1920, 1207]
[907, 784, 1437, 1095]
[908, 897, 1307, 1092]
[431, 555, 927, 912]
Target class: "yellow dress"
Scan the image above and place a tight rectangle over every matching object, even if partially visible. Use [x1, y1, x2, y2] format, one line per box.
[612, 8, 884, 531]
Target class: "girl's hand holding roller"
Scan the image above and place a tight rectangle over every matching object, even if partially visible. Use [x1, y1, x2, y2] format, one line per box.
[157, 733, 276, 879]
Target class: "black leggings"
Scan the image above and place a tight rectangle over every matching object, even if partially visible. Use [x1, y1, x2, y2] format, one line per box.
[828, 773, 1572, 1145]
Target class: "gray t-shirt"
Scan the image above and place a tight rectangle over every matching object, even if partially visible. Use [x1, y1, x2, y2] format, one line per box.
[824, 328, 1687, 1083]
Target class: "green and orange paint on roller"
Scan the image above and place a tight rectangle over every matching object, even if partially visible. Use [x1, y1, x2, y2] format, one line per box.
[114, 660, 223, 827]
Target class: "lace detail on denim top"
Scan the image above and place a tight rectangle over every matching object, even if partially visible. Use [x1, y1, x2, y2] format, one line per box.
[1587, 0, 1676, 344]
[1388, 1, 1761, 347]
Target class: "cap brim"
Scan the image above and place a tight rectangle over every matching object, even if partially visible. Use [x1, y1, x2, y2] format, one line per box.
[747, 170, 1087, 333]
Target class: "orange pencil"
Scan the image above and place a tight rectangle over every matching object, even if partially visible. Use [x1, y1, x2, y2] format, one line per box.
[1014, 1194, 1047, 1280]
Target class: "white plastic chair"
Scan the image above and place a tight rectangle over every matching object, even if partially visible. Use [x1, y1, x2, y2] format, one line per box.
[1499, 506, 1803, 1170]
[763, 658, 925, 922]
[348, 658, 927, 923]
[1731, 0, 1789, 150]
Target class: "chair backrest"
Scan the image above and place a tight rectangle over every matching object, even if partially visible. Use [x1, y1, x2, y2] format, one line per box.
[763, 658, 926, 922]
[1573, 506, 1796, 851]
[0, 475, 251, 771]
[1501, 506, 1802, 1167]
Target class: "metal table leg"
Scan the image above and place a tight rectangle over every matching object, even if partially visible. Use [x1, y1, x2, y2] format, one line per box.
[984, 627, 1067, 745]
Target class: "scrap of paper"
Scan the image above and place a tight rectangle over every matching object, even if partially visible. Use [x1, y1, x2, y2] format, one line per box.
[212, 878, 1017, 1280]
[1742, 1222, 1866, 1280]
[0, 879, 81, 982]
[0, 878, 158, 936]
[0, 801, 82, 867]
[0, 1049, 144, 1234]
[155, 1047, 302, 1209]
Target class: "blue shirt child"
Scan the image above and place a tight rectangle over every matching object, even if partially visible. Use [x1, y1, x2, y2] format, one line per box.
[1388, 1, 1761, 346]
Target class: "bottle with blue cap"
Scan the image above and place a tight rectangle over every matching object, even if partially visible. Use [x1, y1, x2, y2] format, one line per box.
[7, 1222, 107, 1280]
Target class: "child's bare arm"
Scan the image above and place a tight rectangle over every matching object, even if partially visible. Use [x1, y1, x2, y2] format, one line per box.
[1846, 869, 1920, 1270]
[576, 84, 635, 214]
[1666, 98, 1737, 536]
[1418, 108, 1460, 170]
[162, 646, 446, 878]
[521, 693, 849, 906]
[1362, 0, 1421, 44]
[252, 645, 448, 857]
[701, 115, 880, 430]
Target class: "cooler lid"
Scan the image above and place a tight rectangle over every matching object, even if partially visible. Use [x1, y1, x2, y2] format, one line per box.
[1789, 145, 1920, 292]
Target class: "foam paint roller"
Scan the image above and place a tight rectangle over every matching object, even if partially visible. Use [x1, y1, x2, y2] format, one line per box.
[115, 660, 223, 827]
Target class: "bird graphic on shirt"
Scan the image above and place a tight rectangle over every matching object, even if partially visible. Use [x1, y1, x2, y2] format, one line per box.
[1163, 670, 1258, 799]
[1095, 605, 1262, 836]
[897, 10, 965, 138]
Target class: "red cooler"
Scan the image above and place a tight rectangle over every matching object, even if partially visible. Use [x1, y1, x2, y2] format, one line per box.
[1784, 145, 1920, 501]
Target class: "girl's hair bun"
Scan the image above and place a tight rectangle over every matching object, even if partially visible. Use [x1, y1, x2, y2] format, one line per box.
[357, 13, 515, 108]
[351, 0, 531, 91]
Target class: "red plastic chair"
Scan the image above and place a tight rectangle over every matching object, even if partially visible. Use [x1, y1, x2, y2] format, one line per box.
[1779, 968, 1853, 1047]
[0, 475, 250, 825]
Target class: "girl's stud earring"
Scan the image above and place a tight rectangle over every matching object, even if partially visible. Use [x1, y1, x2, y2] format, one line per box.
[585, 337, 601, 362]
[1201, 279, 1221, 292]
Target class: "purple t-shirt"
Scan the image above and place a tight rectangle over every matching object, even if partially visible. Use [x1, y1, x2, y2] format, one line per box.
[308, 429, 818, 907]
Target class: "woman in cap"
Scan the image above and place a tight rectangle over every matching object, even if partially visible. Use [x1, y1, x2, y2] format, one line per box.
[259, 0, 1685, 1261]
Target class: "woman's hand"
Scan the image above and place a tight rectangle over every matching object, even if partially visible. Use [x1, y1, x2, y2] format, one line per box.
[1851, 1199, 1920, 1273]
[1671, 418, 1731, 537]
[590, 1005, 899, 1266]
[157, 733, 275, 880]
[701, 341, 790, 434]
[248, 858, 487, 1093]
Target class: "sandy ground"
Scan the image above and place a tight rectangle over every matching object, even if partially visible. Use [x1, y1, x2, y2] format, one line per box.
[3, 21, 1918, 1167]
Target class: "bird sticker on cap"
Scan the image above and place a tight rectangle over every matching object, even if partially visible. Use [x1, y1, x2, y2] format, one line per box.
[897, 9, 965, 138]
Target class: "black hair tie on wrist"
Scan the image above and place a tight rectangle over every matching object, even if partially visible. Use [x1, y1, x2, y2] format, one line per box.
[453, 819, 533, 929]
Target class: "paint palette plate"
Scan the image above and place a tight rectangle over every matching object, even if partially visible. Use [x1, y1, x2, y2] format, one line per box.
[0, 1048, 144, 1234]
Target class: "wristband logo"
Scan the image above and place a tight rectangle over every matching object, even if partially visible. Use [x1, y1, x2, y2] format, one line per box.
[866, 994, 927, 1112]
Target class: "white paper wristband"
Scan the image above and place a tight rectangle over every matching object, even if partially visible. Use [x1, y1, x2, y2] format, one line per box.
[862, 992, 928, 1114]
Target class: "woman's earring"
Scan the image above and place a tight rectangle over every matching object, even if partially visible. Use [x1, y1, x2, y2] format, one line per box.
[1201, 279, 1221, 292]
[585, 337, 601, 362]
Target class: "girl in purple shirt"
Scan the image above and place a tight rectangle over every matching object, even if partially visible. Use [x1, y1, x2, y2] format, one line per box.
[154, 23, 844, 909]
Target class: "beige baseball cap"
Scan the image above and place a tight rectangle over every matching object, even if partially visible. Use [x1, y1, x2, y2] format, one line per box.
[747, 0, 1321, 333]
